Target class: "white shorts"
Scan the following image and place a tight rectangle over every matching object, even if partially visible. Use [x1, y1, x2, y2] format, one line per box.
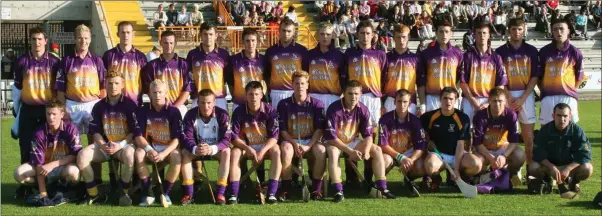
[152, 144, 168, 153]
[309, 93, 341, 112]
[270, 89, 294, 108]
[283, 139, 311, 146]
[509, 90, 536, 124]
[192, 98, 228, 113]
[434, 152, 457, 167]
[176, 104, 187, 120]
[101, 140, 134, 161]
[426, 94, 461, 112]
[384, 96, 417, 114]
[359, 93, 381, 126]
[539, 95, 579, 124]
[461, 97, 489, 124]
[249, 144, 265, 152]
[392, 149, 415, 166]
[487, 144, 508, 157]
[66, 99, 100, 134]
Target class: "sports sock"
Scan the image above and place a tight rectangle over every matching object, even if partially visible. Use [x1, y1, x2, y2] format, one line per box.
[182, 179, 194, 196]
[216, 178, 228, 196]
[163, 181, 174, 195]
[121, 180, 130, 194]
[140, 177, 151, 198]
[333, 182, 343, 193]
[312, 179, 323, 192]
[86, 181, 98, 197]
[375, 180, 387, 190]
[267, 179, 279, 196]
[229, 181, 240, 197]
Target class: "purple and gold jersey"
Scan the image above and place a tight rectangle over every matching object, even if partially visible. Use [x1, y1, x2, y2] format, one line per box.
[30, 122, 82, 165]
[419, 43, 464, 95]
[324, 100, 372, 143]
[226, 51, 265, 105]
[186, 46, 230, 98]
[231, 102, 279, 146]
[55, 51, 106, 102]
[265, 42, 308, 91]
[181, 106, 231, 154]
[135, 103, 182, 146]
[88, 95, 138, 142]
[302, 44, 344, 95]
[378, 111, 427, 154]
[538, 42, 584, 99]
[473, 107, 519, 151]
[461, 48, 508, 98]
[277, 96, 326, 140]
[384, 49, 423, 101]
[13, 52, 60, 105]
[102, 46, 147, 105]
[143, 54, 191, 103]
[343, 47, 386, 97]
[495, 41, 540, 91]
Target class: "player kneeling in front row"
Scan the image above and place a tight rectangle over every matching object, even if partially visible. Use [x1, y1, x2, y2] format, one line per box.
[229, 81, 281, 204]
[181, 89, 232, 205]
[421, 87, 480, 191]
[473, 87, 526, 190]
[134, 80, 183, 207]
[528, 103, 592, 199]
[325, 80, 395, 203]
[14, 99, 82, 207]
[379, 89, 427, 197]
[277, 71, 327, 201]
[77, 72, 138, 205]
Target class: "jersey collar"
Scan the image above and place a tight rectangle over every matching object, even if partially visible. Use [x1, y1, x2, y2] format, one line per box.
[246, 102, 266, 116]
[105, 93, 125, 103]
[45, 121, 65, 136]
[116, 45, 137, 54]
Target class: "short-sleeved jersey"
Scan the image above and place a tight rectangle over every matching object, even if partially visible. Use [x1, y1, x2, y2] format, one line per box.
[181, 106, 231, 154]
[231, 102, 279, 146]
[88, 95, 138, 142]
[420, 109, 471, 155]
[143, 54, 191, 103]
[13, 52, 60, 105]
[30, 122, 82, 165]
[461, 48, 508, 98]
[533, 121, 592, 166]
[102, 46, 147, 105]
[343, 47, 386, 97]
[55, 51, 106, 102]
[384, 49, 423, 101]
[277, 96, 326, 140]
[302, 44, 344, 95]
[227, 51, 265, 105]
[419, 43, 464, 95]
[135, 103, 182, 146]
[186, 46, 230, 98]
[472, 107, 519, 151]
[324, 100, 373, 143]
[495, 41, 540, 91]
[538, 42, 584, 99]
[378, 111, 427, 154]
[265, 42, 308, 91]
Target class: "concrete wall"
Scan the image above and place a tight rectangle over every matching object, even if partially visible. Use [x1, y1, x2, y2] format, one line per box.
[90, 1, 112, 56]
[1, 1, 92, 21]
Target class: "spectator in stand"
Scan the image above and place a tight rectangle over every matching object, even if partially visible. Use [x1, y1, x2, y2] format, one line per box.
[547, 0, 559, 10]
[166, 3, 178, 26]
[593, 1, 602, 29]
[251, 11, 262, 26]
[566, 10, 578, 37]
[515, 7, 529, 38]
[50, 43, 60, 59]
[494, 9, 507, 37]
[249, 4, 258, 16]
[334, 15, 349, 49]
[322, 1, 336, 23]
[232, 1, 246, 26]
[462, 30, 474, 51]
[550, 9, 563, 35]
[351, 3, 360, 19]
[477, 0, 489, 23]
[376, 1, 390, 21]
[464, 1, 479, 30]
[390, 5, 403, 24]
[418, 11, 434, 39]
[483, 7, 500, 36]
[315, 0, 327, 11]
[146, 46, 162, 62]
[153, 4, 168, 29]
[403, 7, 417, 37]
[260, 1, 273, 16]
[376, 20, 392, 52]
[272, 1, 285, 21]
[242, 12, 252, 26]
[451, 1, 463, 28]
[285, 6, 298, 25]
[576, 9, 588, 38]
[359, 0, 371, 20]
[216, 15, 226, 26]
[190, 4, 204, 27]
[339, 1, 352, 17]
[346, 15, 359, 48]
[416, 39, 427, 53]
[423, 1, 433, 17]
[410, 1, 422, 16]
[176, 5, 191, 27]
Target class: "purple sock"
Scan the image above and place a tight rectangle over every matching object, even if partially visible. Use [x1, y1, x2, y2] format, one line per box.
[140, 177, 151, 197]
[334, 183, 343, 193]
[267, 179, 279, 196]
[375, 180, 387, 190]
[229, 181, 240, 197]
[216, 185, 226, 196]
[163, 181, 174, 195]
[312, 179, 323, 192]
[184, 184, 194, 196]
[120, 180, 130, 190]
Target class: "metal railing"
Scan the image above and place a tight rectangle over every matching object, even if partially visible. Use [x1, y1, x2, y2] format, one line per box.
[212, 0, 235, 26]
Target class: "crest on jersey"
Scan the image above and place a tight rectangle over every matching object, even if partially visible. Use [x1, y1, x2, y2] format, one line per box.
[103, 123, 109, 130]
[239, 66, 245, 72]
[353, 57, 358, 62]
[245, 122, 250, 128]
[584, 144, 589, 151]
[327, 61, 334, 68]
[450, 58, 457, 64]
[226, 122, 231, 131]
[507, 57, 512, 62]
[113, 60, 118, 66]
[212, 126, 217, 132]
[420, 129, 426, 138]
[448, 124, 455, 132]
[292, 54, 299, 60]
[119, 113, 124, 121]
[195, 61, 201, 67]
[567, 140, 572, 148]
[272, 56, 279, 61]
[389, 62, 395, 67]
[392, 129, 397, 135]
[431, 59, 437, 64]
[157, 70, 163, 76]
[488, 64, 494, 70]
[311, 60, 316, 65]
[548, 57, 553, 62]
[147, 119, 151, 125]
[256, 67, 263, 74]
[72, 67, 78, 72]
[291, 114, 296, 120]
[370, 58, 377, 64]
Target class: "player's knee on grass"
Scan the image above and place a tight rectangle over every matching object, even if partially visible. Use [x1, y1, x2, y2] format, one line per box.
[527, 162, 544, 178]
[121, 146, 135, 168]
[134, 148, 147, 164]
[370, 144, 382, 155]
[14, 163, 35, 184]
[63, 164, 80, 183]
[280, 141, 294, 160]
[312, 143, 326, 158]
[411, 158, 426, 177]
[169, 149, 182, 166]
[461, 153, 482, 176]
[269, 145, 281, 159]
[423, 153, 443, 175]
[507, 148, 526, 173]
[76, 146, 95, 170]
[572, 163, 593, 181]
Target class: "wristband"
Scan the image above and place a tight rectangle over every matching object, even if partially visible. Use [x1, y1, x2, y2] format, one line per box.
[143, 145, 154, 152]
[396, 153, 406, 162]
[420, 104, 426, 112]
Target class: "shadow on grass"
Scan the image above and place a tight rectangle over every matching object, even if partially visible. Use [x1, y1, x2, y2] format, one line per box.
[1, 183, 28, 206]
[559, 200, 600, 210]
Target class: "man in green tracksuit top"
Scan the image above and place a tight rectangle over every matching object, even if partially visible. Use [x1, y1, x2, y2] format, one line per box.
[528, 103, 593, 197]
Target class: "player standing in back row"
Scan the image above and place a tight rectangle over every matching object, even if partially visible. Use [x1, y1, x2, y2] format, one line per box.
[227, 28, 266, 111]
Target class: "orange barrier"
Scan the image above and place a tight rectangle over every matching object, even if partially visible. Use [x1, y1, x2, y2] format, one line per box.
[212, 0, 235, 26]
[157, 26, 201, 43]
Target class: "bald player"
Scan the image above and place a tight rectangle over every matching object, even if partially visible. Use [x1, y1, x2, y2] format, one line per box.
[418, 20, 463, 113]
[383, 24, 423, 115]
[186, 22, 230, 111]
[102, 21, 147, 106]
[77, 71, 138, 206]
[265, 18, 308, 108]
[302, 22, 345, 110]
[324, 80, 395, 203]
[134, 80, 182, 207]
[227, 28, 266, 111]
[538, 18, 584, 125]
[143, 30, 191, 118]
[460, 23, 508, 124]
[472, 87, 526, 187]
